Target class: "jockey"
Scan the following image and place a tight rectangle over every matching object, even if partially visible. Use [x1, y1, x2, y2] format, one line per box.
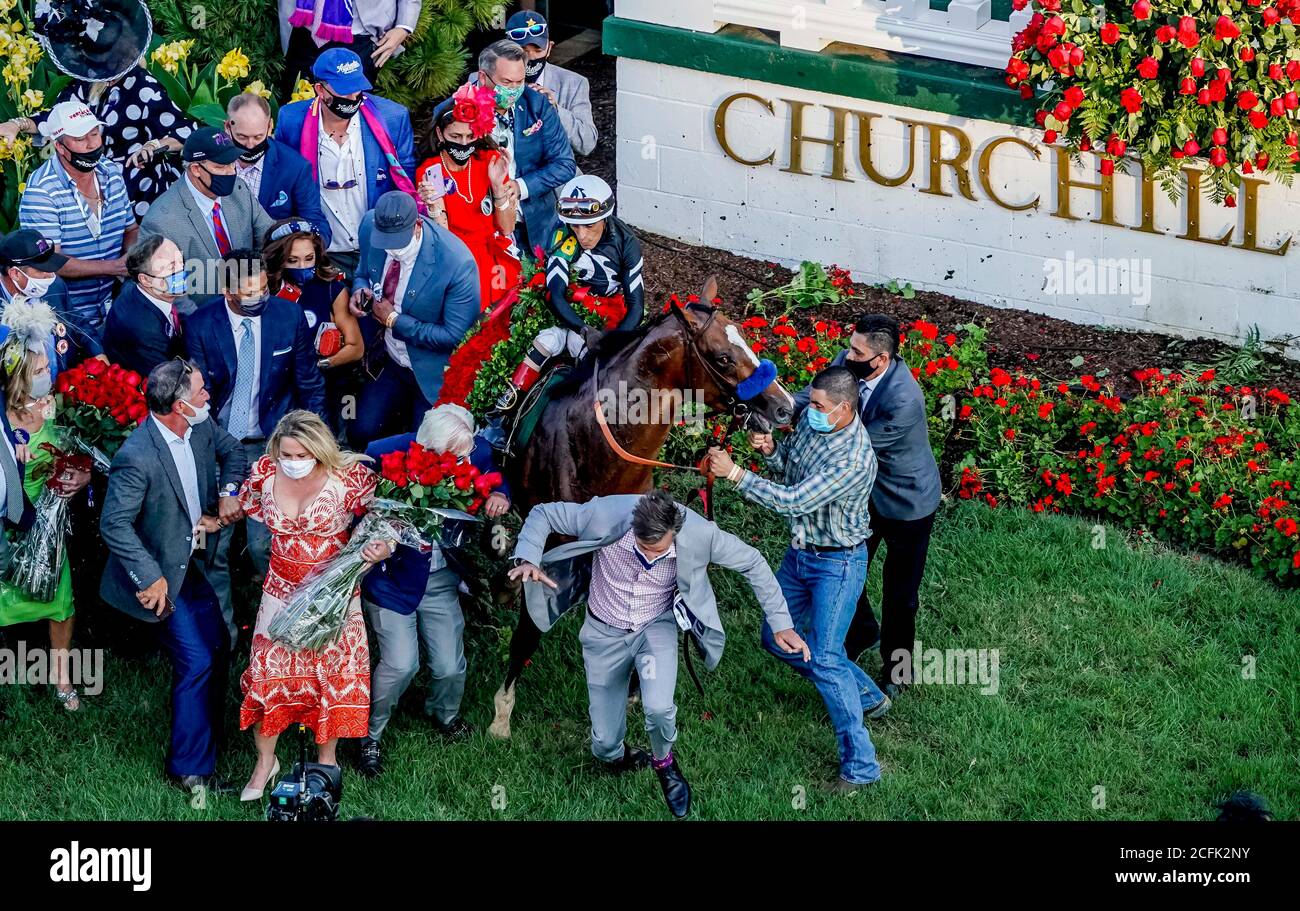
[494, 175, 644, 411]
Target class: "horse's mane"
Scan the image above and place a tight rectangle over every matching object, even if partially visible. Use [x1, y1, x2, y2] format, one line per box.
[548, 303, 712, 398]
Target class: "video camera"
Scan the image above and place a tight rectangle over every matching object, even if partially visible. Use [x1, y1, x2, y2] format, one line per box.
[266, 723, 343, 822]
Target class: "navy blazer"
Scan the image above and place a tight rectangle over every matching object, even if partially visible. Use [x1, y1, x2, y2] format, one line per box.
[352, 214, 480, 403]
[182, 296, 328, 439]
[255, 139, 333, 246]
[274, 94, 416, 211]
[102, 283, 194, 379]
[360, 431, 509, 614]
[459, 79, 576, 248]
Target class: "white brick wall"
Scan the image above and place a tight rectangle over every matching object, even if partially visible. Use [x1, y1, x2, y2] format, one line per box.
[616, 58, 1300, 356]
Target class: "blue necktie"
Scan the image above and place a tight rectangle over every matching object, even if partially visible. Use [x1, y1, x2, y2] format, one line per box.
[228, 318, 256, 439]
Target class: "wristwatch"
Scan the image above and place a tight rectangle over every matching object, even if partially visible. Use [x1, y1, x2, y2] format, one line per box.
[220, 483, 239, 498]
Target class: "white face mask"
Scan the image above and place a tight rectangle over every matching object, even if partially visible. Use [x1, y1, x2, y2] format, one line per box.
[15, 270, 55, 301]
[278, 457, 317, 479]
[389, 225, 422, 262]
[179, 398, 210, 426]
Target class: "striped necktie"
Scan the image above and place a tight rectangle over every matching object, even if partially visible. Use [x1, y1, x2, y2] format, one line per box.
[227, 318, 256, 439]
[211, 200, 232, 256]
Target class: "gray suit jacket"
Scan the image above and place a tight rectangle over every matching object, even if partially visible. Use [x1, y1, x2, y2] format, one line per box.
[511, 495, 792, 670]
[139, 176, 274, 283]
[99, 418, 247, 623]
[538, 64, 598, 157]
[794, 356, 941, 521]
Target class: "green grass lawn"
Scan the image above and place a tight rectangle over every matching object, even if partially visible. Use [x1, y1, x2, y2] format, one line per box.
[1, 495, 1296, 821]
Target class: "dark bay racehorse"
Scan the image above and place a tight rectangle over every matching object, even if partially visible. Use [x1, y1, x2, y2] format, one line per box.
[488, 278, 795, 737]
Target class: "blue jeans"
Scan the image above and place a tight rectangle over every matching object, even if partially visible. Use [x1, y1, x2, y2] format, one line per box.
[763, 544, 883, 784]
[157, 564, 229, 777]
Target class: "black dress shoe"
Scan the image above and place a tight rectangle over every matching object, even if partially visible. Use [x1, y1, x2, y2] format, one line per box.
[600, 746, 650, 775]
[356, 737, 383, 778]
[654, 755, 691, 818]
[433, 716, 473, 740]
[168, 773, 238, 796]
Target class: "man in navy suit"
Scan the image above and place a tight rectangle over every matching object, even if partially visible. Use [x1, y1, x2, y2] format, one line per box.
[471, 40, 576, 251]
[184, 248, 327, 640]
[274, 48, 416, 279]
[226, 93, 332, 245]
[346, 192, 479, 449]
[104, 236, 202, 378]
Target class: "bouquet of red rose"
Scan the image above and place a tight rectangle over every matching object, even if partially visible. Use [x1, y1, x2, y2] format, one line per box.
[376, 441, 504, 537]
[54, 358, 149, 467]
[4, 360, 148, 600]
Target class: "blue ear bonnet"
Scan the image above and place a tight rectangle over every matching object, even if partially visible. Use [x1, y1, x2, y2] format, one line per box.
[736, 358, 778, 401]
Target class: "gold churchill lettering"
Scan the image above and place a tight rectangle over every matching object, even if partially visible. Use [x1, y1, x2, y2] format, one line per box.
[710, 92, 1290, 257]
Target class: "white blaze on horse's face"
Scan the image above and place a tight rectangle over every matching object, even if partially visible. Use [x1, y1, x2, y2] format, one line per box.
[724, 324, 761, 367]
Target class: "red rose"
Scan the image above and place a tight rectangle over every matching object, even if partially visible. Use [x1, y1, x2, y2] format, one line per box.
[1190, 58, 1206, 77]
[1212, 127, 1228, 145]
[1249, 110, 1269, 128]
[1137, 56, 1159, 79]
[1132, 0, 1151, 19]
[1100, 158, 1115, 176]
[1179, 77, 1197, 95]
[1063, 86, 1084, 106]
[1053, 101, 1073, 121]
[1197, 88, 1212, 105]
[1210, 148, 1228, 167]
[1100, 23, 1120, 44]
[1043, 129, 1058, 144]
[1286, 92, 1299, 109]
[1214, 15, 1241, 40]
[1239, 46, 1255, 62]
[1155, 26, 1175, 44]
[1120, 87, 1143, 113]
[1183, 139, 1200, 156]
[1238, 90, 1259, 109]
[1263, 6, 1281, 24]
[1269, 63, 1283, 79]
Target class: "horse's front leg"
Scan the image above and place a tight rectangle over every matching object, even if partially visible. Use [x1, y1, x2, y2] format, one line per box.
[488, 589, 544, 740]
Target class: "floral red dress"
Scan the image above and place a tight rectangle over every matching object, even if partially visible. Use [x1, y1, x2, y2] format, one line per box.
[238, 456, 377, 743]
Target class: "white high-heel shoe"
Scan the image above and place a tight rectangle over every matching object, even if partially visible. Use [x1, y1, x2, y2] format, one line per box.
[240, 758, 280, 802]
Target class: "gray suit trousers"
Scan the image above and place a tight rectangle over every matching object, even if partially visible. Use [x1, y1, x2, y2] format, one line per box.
[363, 566, 466, 739]
[580, 610, 679, 763]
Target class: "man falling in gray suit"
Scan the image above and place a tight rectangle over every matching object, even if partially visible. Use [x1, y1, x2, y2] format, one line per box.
[508, 490, 808, 818]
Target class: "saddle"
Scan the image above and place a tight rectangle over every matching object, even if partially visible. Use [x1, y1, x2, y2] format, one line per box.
[489, 362, 573, 464]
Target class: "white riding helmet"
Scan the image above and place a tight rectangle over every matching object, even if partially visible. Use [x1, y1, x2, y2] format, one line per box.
[556, 175, 615, 226]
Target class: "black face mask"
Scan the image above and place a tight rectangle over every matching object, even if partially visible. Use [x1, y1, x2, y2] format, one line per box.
[201, 167, 237, 198]
[846, 356, 880, 380]
[524, 56, 548, 84]
[442, 140, 476, 165]
[324, 90, 362, 119]
[235, 135, 269, 163]
[64, 142, 105, 172]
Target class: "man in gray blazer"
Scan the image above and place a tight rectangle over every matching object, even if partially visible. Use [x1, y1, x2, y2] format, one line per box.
[139, 128, 274, 300]
[506, 11, 599, 157]
[792, 314, 942, 694]
[509, 491, 807, 818]
[100, 359, 248, 798]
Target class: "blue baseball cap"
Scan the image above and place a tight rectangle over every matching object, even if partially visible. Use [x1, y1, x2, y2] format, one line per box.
[505, 11, 549, 48]
[312, 48, 372, 96]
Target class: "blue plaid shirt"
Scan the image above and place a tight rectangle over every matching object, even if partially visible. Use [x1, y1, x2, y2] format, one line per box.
[18, 155, 134, 322]
[737, 410, 877, 548]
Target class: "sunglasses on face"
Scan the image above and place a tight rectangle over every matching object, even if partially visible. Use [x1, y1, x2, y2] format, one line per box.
[506, 23, 547, 40]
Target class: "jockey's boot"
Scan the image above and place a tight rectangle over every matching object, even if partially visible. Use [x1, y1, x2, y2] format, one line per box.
[494, 340, 556, 412]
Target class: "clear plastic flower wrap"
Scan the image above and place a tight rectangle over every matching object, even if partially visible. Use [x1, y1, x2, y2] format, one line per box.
[267, 501, 436, 652]
[5, 487, 71, 602]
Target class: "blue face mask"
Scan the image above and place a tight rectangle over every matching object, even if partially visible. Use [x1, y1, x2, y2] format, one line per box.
[162, 269, 189, 295]
[807, 401, 844, 433]
[285, 266, 316, 286]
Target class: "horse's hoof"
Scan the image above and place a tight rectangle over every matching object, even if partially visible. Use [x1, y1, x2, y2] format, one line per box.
[488, 685, 515, 740]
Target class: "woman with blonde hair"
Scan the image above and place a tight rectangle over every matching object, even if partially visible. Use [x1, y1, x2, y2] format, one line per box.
[236, 409, 393, 800]
[0, 302, 91, 710]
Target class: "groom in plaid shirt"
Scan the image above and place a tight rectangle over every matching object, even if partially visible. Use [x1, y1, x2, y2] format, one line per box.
[707, 365, 887, 792]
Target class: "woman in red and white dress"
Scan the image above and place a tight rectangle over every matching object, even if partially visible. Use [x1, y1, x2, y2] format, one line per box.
[237, 410, 394, 801]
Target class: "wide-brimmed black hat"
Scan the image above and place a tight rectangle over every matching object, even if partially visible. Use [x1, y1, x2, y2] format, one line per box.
[34, 0, 153, 83]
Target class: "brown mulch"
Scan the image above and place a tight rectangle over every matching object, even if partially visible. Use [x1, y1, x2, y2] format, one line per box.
[564, 50, 1300, 398]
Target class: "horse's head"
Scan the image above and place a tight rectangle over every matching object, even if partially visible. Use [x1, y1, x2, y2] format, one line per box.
[675, 277, 795, 432]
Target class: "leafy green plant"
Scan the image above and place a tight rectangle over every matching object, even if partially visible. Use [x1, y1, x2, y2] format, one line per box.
[745, 262, 857, 316]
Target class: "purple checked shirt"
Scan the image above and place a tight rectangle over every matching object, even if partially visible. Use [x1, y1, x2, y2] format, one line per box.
[587, 529, 678, 631]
